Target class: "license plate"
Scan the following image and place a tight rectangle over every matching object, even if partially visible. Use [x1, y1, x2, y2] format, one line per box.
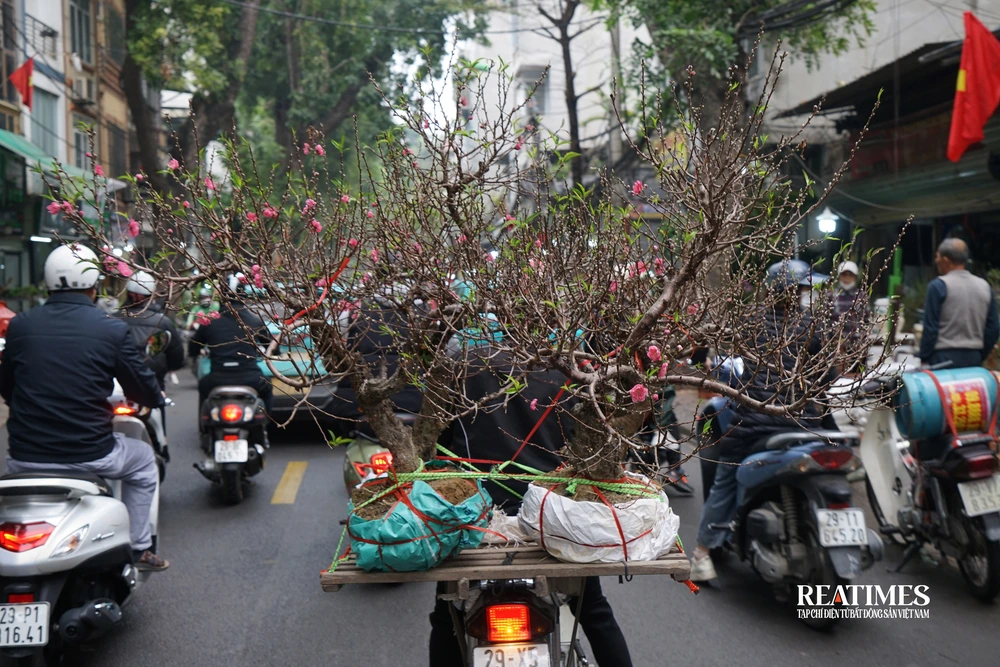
[958, 477, 1000, 517]
[816, 508, 868, 547]
[215, 439, 248, 463]
[0, 603, 49, 647]
[473, 644, 550, 667]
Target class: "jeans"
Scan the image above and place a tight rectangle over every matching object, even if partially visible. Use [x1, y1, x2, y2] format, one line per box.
[429, 577, 632, 666]
[696, 461, 744, 550]
[6, 434, 158, 551]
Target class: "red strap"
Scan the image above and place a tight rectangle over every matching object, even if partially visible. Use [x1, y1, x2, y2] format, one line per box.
[593, 487, 629, 562]
[283, 256, 351, 326]
[510, 384, 568, 462]
[920, 370, 961, 449]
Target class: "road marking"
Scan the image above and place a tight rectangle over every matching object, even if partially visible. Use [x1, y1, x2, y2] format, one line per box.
[271, 462, 308, 504]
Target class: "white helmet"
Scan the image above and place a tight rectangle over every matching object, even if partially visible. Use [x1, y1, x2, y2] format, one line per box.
[44, 244, 101, 291]
[126, 270, 156, 296]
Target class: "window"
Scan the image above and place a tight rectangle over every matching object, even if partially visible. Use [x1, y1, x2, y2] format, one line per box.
[0, 0, 18, 106]
[72, 115, 93, 169]
[518, 68, 548, 116]
[105, 7, 126, 67]
[31, 89, 59, 156]
[70, 0, 93, 65]
[108, 123, 127, 179]
[0, 109, 16, 133]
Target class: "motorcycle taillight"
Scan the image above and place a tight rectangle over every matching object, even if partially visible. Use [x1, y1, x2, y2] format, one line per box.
[810, 448, 855, 470]
[953, 454, 998, 481]
[0, 522, 55, 553]
[466, 598, 554, 643]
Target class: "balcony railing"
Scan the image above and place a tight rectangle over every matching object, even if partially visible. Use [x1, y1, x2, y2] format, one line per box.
[25, 14, 57, 60]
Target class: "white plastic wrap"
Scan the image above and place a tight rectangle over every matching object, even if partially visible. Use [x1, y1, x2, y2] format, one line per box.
[517, 474, 680, 563]
[481, 511, 536, 546]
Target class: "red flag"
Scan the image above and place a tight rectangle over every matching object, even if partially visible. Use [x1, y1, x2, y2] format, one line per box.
[948, 13, 1000, 162]
[7, 58, 32, 111]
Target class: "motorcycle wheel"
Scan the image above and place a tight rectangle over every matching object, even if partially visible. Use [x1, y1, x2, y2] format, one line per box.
[864, 479, 908, 546]
[220, 468, 244, 505]
[957, 520, 1000, 602]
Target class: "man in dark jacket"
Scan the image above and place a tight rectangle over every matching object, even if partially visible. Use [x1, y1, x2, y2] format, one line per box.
[188, 278, 274, 415]
[327, 292, 423, 436]
[919, 238, 1000, 369]
[0, 244, 168, 571]
[428, 348, 633, 667]
[116, 270, 185, 388]
[689, 260, 824, 582]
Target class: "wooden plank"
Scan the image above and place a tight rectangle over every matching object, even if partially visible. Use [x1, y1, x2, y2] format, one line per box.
[321, 546, 690, 591]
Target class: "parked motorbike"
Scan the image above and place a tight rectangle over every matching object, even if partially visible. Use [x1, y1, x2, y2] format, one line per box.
[443, 577, 588, 667]
[195, 387, 268, 504]
[860, 366, 1000, 601]
[0, 396, 162, 664]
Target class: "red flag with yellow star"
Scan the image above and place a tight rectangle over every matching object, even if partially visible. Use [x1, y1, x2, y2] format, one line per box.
[948, 13, 1000, 162]
[7, 57, 33, 111]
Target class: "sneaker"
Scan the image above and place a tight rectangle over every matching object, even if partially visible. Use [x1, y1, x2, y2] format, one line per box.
[135, 550, 170, 572]
[689, 551, 718, 582]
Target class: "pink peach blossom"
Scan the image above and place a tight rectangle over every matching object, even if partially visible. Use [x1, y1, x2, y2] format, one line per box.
[366, 210, 374, 219]
[370, 248, 379, 262]
[310, 219, 323, 233]
[348, 238, 359, 248]
[610, 280, 618, 293]
[632, 180, 644, 196]
[46, 201, 62, 215]
[530, 399, 538, 411]
[413, 242, 422, 254]
[196, 312, 211, 327]
[60, 201, 74, 214]
[658, 363, 668, 380]
[116, 262, 133, 278]
[315, 144, 325, 156]
[687, 303, 699, 316]
[647, 345, 661, 362]
[457, 234, 467, 244]
[167, 158, 179, 170]
[208, 311, 221, 320]
[263, 206, 278, 218]
[204, 177, 216, 191]
[302, 143, 310, 154]
[181, 201, 190, 209]
[460, 97, 467, 107]
[247, 212, 258, 223]
[94, 164, 104, 177]
[135, 174, 144, 182]
[629, 384, 649, 403]
[340, 194, 350, 203]
[302, 198, 316, 213]
[127, 219, 140, 238]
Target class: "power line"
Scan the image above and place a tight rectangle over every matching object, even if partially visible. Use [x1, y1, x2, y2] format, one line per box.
[214, 0, 606, 36]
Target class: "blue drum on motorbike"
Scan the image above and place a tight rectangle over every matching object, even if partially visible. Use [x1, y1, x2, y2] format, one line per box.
[894, 368, 1000, 439]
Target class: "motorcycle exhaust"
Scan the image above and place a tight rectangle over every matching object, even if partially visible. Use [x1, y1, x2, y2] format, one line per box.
[58, 599, 122, 644]
[194, 459, 220, 483]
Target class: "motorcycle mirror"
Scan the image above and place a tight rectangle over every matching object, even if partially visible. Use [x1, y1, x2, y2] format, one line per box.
[145, 330, 172, 357]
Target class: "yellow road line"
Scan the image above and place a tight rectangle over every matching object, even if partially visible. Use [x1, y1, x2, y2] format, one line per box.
[271, 462, 308, 504]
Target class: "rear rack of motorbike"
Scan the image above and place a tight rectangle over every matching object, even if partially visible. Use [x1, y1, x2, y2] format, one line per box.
[320, 544, 691, 593]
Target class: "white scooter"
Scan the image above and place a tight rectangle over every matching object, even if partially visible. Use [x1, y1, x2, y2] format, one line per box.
[858, 367, 1000, 601]
[0, 391, 161, 665]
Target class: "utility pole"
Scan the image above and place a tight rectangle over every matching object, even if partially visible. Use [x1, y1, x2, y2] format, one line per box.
[608, 9, 623, 206]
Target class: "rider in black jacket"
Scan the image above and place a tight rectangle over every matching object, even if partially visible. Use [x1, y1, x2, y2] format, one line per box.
[429, 347, 633, 667]
[188, 277, 274, 415]
[0, 244, 168, 571]
[116, 271, 185, 388]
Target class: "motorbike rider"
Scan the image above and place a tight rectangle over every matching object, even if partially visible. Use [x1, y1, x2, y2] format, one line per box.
[116, 270, 185, 390]
[188, 274, 274, 416]
[689, 259, 825, 582]
[185, 283, 219, 331]
[429, 347, 633, 667]
[0, 244, 168, 571]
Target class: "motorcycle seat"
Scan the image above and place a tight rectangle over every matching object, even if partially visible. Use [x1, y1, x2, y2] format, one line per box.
[752, 429, 853, 453]
[0, 471, 112, 497]
[207, 386, 260, 400]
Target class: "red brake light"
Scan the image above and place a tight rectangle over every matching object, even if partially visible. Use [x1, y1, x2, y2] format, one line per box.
[370, 452, 393, 474]
[220, 404, 243, 422]
[486, 604, 531, 643]
[958, 454, 999, 480]
[811, 448, 854, 470]
[0, 522, 56, 553]
[114, 405, 136, 416]
[8, 593, 34, 603]
[828, 501, 851, 509]
[223, 434, 239, 441]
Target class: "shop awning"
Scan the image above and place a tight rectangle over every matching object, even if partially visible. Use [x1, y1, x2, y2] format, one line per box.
[0, 128, 126, 192]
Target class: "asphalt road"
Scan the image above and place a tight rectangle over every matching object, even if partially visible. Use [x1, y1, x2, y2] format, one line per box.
[1, 377, 999, 666]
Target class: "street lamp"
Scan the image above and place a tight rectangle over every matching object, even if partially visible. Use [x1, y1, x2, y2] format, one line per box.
[816, 206, 838, 234]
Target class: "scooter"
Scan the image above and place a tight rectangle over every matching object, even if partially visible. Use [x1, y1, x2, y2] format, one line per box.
[442, 577, 589, 667]
[0, 394, 162, 664]
[195, 386, 268, 504]
[341, 413, 416, 492]
[859, 367, 1000, 601]
[722, 429, 884, 629]
[108, 380, 169, 482]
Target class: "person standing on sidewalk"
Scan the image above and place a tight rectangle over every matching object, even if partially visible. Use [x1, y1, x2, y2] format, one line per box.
[919, 239, 999, 369]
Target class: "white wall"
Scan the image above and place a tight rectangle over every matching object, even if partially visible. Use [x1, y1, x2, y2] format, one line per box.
[770, 0, 998, 115]
[461, 1, 649, 152]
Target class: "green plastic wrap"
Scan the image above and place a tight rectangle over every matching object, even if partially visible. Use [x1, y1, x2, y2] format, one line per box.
[347, 478, 492, 573]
